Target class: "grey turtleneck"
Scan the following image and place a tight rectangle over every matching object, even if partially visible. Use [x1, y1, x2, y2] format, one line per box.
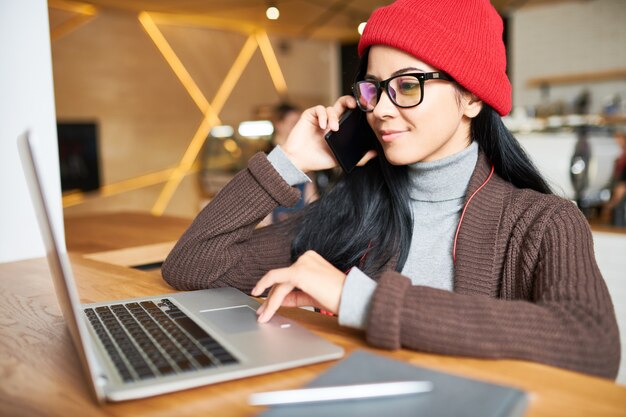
[400, 141, 479, 290]
[268, 142, 479, 329]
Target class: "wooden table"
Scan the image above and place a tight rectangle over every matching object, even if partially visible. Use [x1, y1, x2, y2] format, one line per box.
[1, 212, 625, 416]
[63, 212, 192, 271]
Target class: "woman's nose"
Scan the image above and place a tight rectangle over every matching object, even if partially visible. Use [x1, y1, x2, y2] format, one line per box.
[372, 88, 398, 119]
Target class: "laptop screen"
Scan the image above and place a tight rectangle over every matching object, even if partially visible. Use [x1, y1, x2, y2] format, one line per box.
[18, 131, 106, 402]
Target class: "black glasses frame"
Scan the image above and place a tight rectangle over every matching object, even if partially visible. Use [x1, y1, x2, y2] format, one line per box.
[353, 72, 454, 112]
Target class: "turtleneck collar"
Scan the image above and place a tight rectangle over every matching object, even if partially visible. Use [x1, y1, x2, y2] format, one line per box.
[406, 141, 478, 201]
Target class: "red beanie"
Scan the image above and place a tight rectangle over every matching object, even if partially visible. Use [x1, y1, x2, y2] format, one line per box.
[358, 0, 512, 116]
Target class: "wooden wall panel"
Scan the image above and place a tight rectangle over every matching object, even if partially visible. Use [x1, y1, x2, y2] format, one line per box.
[50, 7, 339, 218]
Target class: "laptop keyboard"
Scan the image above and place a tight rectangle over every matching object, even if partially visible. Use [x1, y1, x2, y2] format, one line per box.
[84, 298, 238, 383]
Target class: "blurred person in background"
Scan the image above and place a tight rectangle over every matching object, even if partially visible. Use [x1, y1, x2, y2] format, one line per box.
[268, 103, 317, 223]
[602, 130, 626, 227]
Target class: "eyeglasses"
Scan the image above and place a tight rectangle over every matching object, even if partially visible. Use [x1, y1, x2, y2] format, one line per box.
[353, 72, 454, 112]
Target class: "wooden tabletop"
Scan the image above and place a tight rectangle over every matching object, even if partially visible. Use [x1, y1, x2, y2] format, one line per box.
[1, 212, 625, 416]
[64, 212, 192, 254]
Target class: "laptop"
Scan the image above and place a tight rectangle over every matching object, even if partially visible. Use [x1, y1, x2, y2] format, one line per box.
[17, 131, 344, 403]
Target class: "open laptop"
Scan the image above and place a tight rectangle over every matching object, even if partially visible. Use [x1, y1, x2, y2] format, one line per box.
[17, 131, 344, 403]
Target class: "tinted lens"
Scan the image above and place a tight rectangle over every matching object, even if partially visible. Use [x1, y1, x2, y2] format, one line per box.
[356, 81, 378, 111]
[389, 75, 422, 107]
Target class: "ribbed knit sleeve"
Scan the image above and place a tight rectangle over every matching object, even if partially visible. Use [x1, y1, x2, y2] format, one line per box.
[161, 152, 302, 292]
[366, 198, 620, 379]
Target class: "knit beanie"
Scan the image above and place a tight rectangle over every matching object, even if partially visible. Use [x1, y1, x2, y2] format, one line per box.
[358, 0, 511, 116]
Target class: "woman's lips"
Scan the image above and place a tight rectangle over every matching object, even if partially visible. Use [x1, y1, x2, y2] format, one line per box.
[379, 129, 406, 143]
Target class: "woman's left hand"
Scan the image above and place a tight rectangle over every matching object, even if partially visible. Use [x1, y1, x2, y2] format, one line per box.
[251, 251, 346, 323]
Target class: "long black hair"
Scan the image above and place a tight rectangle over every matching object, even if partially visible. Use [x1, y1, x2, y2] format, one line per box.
[471, 104, 552, 194]
[290, 49, 551, 276]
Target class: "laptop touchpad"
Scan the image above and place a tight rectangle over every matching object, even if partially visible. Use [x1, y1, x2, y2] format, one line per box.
[202, 306, 263, 334]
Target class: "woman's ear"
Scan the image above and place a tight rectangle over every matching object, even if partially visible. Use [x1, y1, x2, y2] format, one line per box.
[463, 93, 483, 118]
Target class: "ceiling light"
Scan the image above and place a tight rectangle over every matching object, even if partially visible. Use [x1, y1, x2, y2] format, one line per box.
[358, 22, 367, 35]
[238, 120, 274, 139]
[266, 6, 280, 20]
[210, 125, 234, 138]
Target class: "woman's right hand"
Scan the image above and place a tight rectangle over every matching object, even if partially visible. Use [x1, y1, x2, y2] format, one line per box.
[281, 95, 376, 172]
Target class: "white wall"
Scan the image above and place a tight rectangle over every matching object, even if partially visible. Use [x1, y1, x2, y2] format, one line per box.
[511, 0, 626, 114]
[0, 0, 64, 262]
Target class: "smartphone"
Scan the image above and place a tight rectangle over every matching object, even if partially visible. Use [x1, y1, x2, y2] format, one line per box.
[324, 109, 376, 174]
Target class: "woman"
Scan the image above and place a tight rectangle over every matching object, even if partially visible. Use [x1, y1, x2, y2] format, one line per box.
[162, 0, 620, 379]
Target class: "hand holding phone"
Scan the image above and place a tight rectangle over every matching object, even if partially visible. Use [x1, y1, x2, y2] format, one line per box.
[324, 109, 377, 174]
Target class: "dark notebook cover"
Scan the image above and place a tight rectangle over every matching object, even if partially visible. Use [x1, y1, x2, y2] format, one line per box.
[258, 350, 528, 417]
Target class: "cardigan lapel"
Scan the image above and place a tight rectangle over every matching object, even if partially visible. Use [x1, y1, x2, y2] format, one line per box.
[453, 151, 509, 297]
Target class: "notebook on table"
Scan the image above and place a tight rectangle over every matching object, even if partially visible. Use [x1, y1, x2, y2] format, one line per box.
[258, 350, 529, 417]
[17, 131, 344, 402]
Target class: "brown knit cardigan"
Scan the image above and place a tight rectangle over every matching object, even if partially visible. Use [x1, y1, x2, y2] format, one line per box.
[162, 151, 621, 379]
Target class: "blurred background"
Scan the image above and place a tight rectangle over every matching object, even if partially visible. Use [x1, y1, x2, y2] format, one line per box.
[45, 0, 626, 223]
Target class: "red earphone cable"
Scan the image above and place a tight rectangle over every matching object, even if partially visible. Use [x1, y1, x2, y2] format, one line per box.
[452, 164, 494, 264]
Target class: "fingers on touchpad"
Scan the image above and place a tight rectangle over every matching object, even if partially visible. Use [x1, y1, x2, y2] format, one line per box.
[201, 306, 288, 334]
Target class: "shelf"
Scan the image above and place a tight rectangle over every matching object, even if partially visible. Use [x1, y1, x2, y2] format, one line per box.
[504, 113, 626, 133]
[526, 68, 626, 87]
[602, 114, 626, 125]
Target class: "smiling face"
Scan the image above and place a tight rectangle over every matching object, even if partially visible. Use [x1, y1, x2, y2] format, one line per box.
[364, 45, 482, 165]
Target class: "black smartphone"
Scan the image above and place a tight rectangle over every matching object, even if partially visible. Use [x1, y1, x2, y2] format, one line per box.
[324, 109, 376, 174]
